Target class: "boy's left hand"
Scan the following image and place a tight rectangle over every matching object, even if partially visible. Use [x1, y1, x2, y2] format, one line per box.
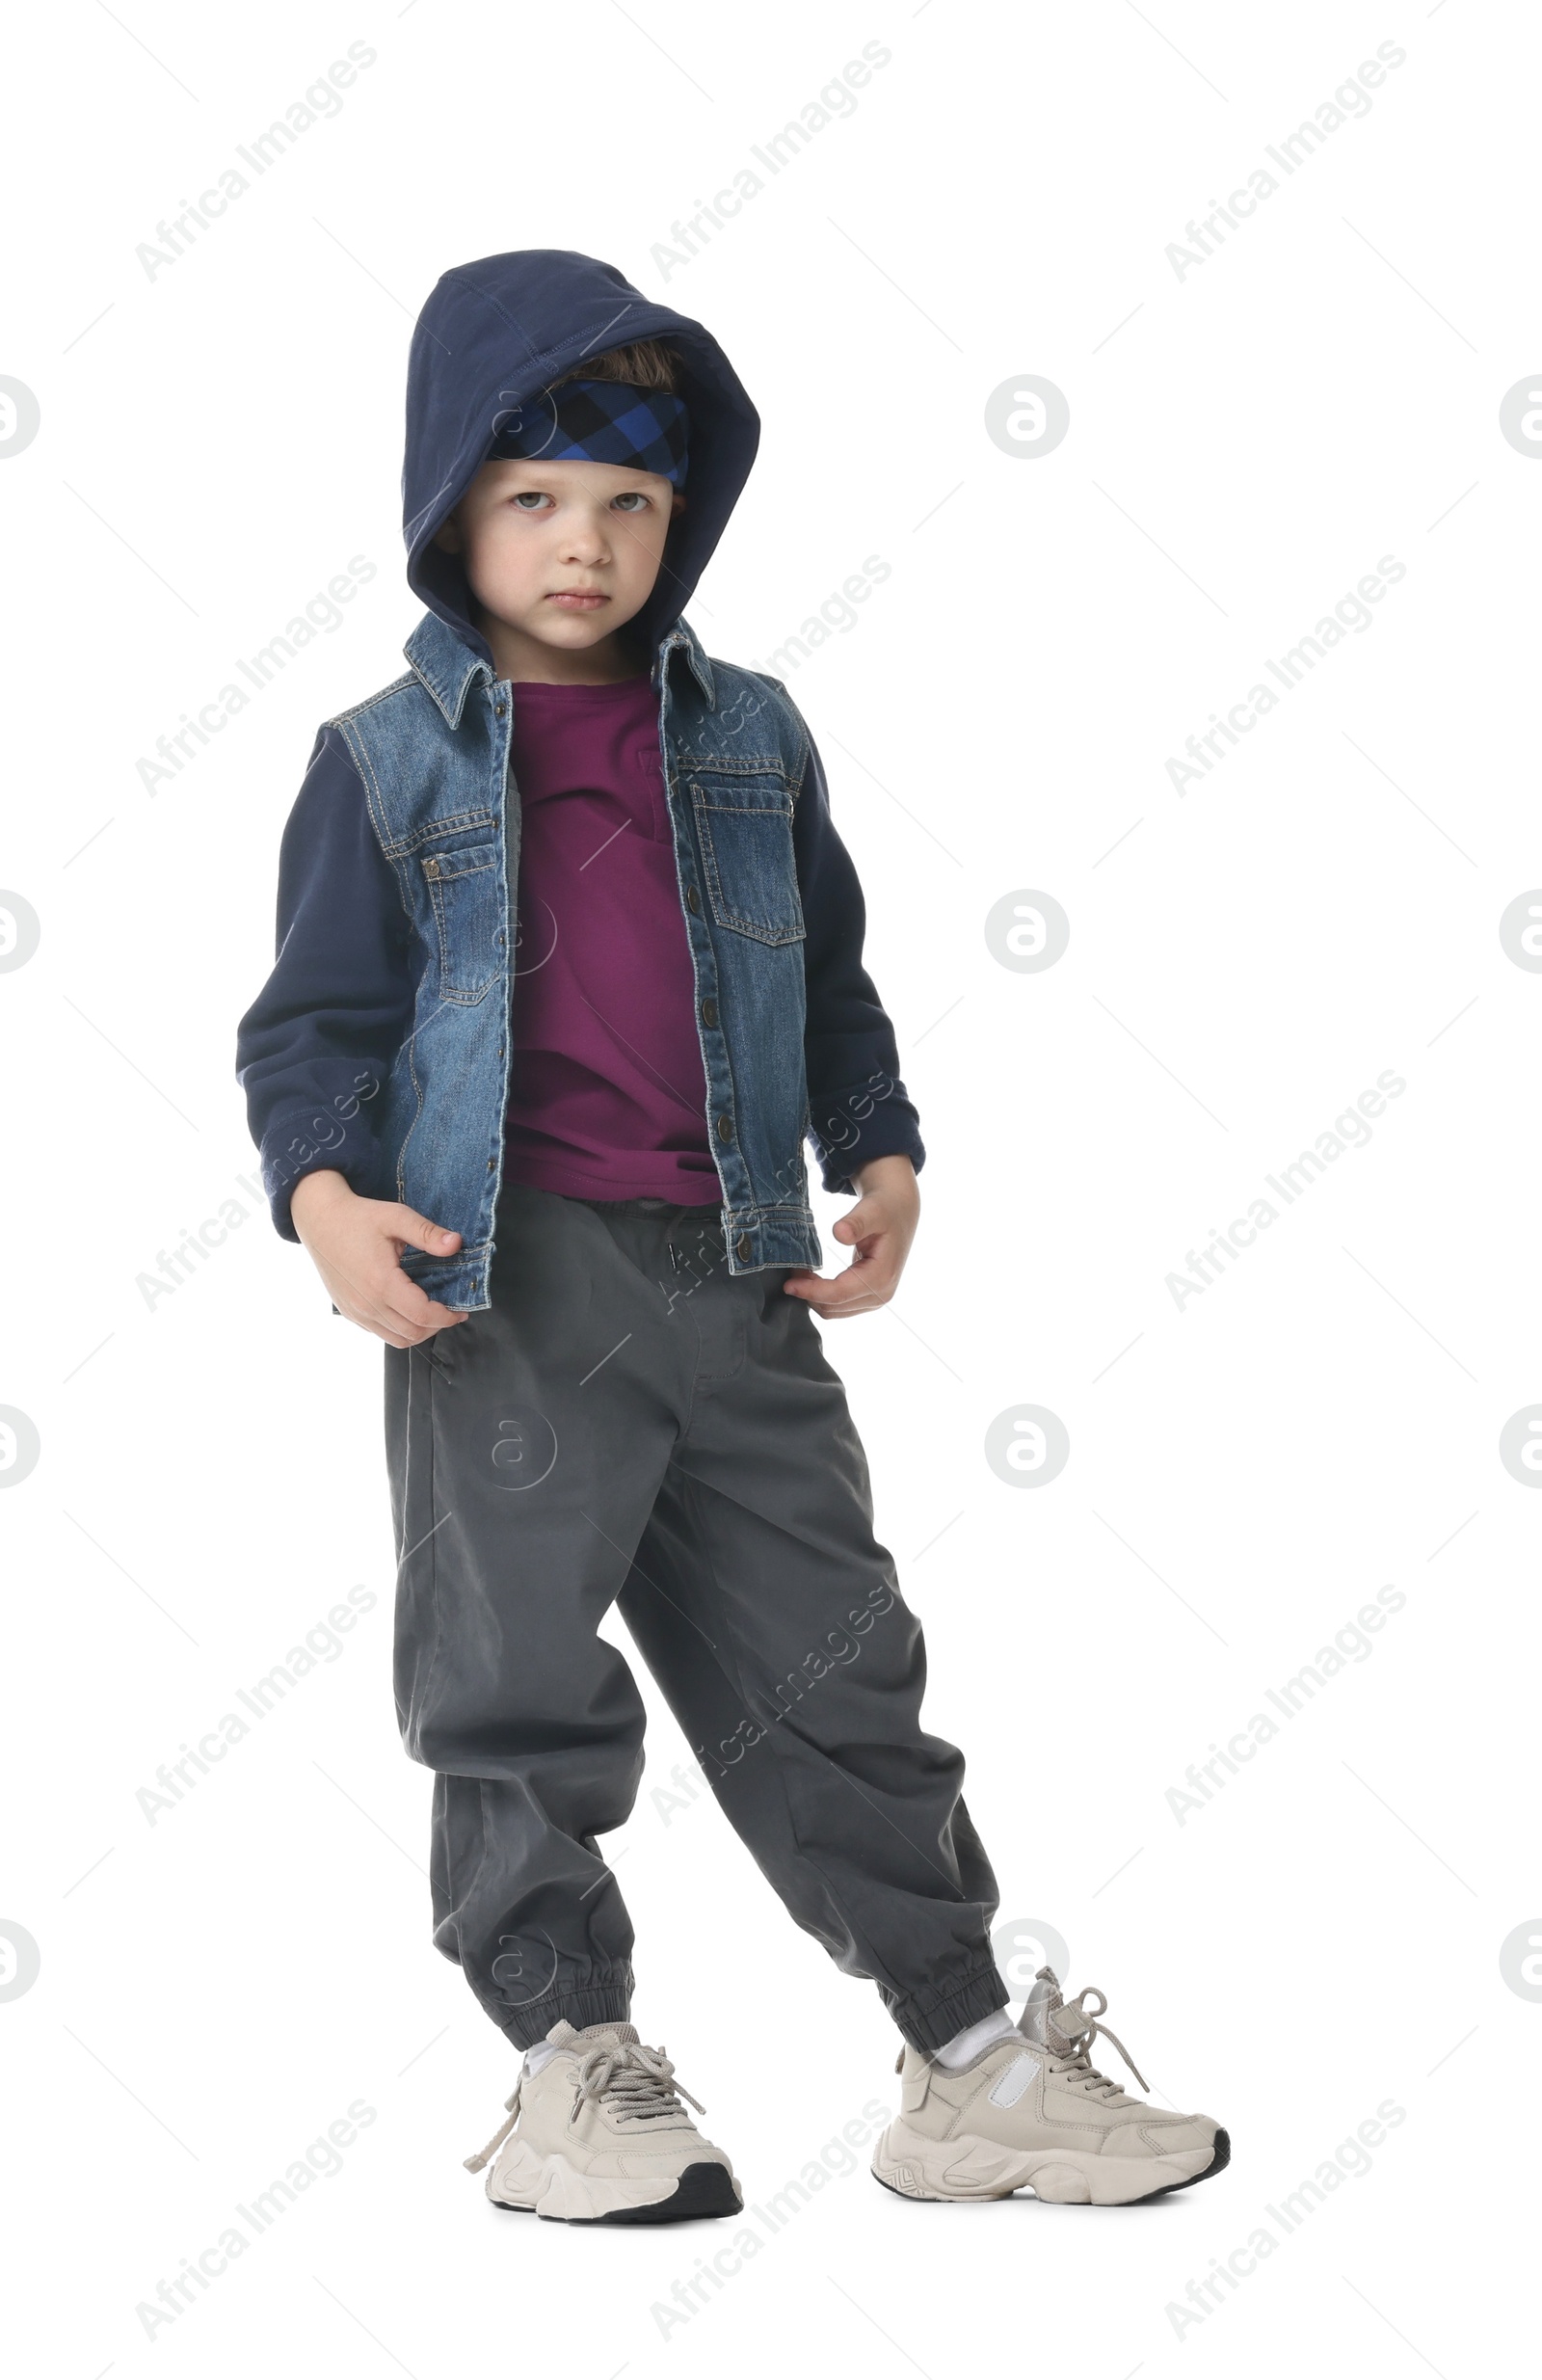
[782, 1154, 918, 1319]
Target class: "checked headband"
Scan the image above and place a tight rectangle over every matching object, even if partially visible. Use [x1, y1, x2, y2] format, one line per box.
[488, 376, 689, 486]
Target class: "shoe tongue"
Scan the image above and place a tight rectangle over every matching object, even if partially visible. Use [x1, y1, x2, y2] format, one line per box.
[545, 2019, 642, 2048]
[1017, 1966, 1064, 2046]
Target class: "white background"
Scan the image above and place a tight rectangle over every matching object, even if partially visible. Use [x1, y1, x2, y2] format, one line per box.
[3, 1, 1536, 2372]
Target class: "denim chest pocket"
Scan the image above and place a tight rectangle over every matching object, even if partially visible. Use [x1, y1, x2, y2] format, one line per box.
[420, 842, 503, 1003]
[688, 772, 805, 946]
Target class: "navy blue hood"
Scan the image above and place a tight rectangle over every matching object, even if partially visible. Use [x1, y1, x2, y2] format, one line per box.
[403, 249, 759, 668]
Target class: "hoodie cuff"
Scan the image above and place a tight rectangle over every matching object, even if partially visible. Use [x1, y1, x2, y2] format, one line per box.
[258, 1108, 384, 1241]
[809, 1079, 925, 1199]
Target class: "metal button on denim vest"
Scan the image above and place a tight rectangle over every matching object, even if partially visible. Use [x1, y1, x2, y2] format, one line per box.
[328, 610, 821, 1310]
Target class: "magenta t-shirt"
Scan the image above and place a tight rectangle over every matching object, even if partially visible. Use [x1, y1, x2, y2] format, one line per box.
[500, 677, 719, 1204]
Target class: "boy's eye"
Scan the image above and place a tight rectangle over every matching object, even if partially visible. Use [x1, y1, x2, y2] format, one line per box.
[611, 491, 651, 513]
[511, 491, 552, 511]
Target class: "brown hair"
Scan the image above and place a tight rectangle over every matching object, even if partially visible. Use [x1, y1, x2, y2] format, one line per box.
[551, 336, 681, 394]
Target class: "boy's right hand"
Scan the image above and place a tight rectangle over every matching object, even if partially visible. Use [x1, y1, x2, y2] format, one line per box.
[290, 1169, 469, 1348]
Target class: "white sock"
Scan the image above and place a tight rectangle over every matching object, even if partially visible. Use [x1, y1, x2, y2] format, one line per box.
[522, 2039, 560, 2075]
[932, 2007, 1019, 2070]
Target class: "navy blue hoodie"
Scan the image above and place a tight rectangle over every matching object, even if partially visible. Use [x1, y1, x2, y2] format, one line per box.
[237, 250, 921, 1232]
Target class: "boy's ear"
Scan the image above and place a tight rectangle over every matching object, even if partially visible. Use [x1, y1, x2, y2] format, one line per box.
[432, 512, 462, 553]
[670, 491, 686, 517]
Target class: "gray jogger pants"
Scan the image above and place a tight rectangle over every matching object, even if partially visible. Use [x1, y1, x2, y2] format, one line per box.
[383, 1182, 1004, 2054]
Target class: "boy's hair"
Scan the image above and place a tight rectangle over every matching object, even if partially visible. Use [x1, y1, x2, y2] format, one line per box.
[552, 337, 681, 394]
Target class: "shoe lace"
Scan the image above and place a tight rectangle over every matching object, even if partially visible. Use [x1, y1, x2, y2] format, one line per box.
[1044, 1985, 1151, 2099]
[465, 2081, 521, 2173]
[572, 2039, 705, 2127]
[461, 2038, 706, 2173]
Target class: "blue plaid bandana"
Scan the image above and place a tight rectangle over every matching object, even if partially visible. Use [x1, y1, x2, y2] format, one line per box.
[488, 377, 689, 486]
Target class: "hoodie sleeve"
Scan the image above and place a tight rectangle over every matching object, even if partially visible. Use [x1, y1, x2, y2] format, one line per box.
[235, 727, 415, 1240]
[787, 713, 926, 1197]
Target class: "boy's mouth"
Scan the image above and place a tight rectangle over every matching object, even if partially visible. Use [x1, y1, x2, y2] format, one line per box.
[546, 589, 608, 610]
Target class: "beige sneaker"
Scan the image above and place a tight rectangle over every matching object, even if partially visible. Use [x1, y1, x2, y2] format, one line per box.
[464, 2019, 742, 2225]
[871, 1967, 1229, 2206]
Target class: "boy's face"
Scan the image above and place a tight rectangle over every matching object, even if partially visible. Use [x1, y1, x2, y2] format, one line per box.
[434, 457, 680, 661]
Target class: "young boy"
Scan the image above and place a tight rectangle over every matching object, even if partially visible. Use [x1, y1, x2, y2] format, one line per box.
[237, 249, 1226, 2224]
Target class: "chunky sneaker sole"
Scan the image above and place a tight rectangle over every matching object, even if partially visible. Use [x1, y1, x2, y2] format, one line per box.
[872, 1968, 1228, 2207]
[465, 2019, 743, 2226]
[871, 2116, 1230, 2206]
[487, 2150, 742, 2224]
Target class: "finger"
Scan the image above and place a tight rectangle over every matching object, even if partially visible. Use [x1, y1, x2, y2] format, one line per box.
[344, 1304, 413, 1347]
[327, 1282, 403, 1336]
[416, 1299, 468, 1330]
[335, 1244, 467, 1336]
[366, 1303, 437, 1348]
[380, 1276, 450, 1337]
[811, 1286, 891, 1316]
[789, 1272, 896, 1316]
[318, 1240, 428, 1324]
[816, 1259, 899, 1305]
[384, 1204, 464, 1257]
[782, 1270, 831, 1301]
[380, 1291, 476, 1346]
[324, 1243, 461, 1341]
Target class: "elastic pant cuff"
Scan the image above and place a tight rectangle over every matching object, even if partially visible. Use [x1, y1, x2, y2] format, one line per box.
[494, 1978, 634, 2053]
[890, 1961, 1010, 2057]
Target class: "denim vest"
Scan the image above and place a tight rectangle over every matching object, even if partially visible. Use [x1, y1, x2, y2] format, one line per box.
[329, 610, 821, 1309]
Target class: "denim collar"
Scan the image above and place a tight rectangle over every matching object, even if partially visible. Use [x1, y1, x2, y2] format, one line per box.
[656, 618, 716, 709]
[405, 611, 490, 729]
[406, 608, 714, 728]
